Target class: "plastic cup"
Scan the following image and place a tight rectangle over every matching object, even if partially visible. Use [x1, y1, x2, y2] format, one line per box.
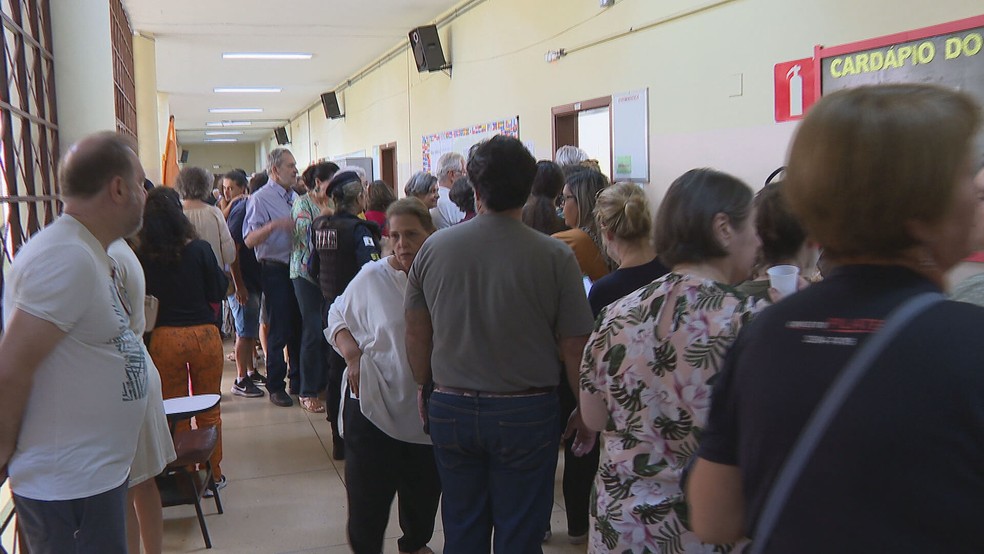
[767, 265, 799, 297]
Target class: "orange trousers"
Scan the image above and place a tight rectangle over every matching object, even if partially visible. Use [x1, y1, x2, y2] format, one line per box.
[149, 324, 224, 479]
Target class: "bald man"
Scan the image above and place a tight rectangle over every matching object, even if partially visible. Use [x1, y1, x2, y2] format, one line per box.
[0, 131, 149, 553]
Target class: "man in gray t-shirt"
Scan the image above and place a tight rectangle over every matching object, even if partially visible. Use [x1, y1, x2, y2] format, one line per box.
[405, 135, 595, 553]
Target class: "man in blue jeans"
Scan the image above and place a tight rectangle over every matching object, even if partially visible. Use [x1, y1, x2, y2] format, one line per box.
[405, 136, 596, 553]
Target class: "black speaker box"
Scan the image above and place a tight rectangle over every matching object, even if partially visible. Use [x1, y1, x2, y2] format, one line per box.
[179, 149, 189, 163]
[409, 25, 447, 72]
[274, 127, 289, 145]
[321, 91, 343, 119]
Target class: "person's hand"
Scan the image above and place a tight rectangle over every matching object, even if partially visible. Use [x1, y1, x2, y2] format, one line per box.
[767, 276, 812, 303]
[563, 408, 598, 457]
[234, 286, 248, 305]
[346, 357, 361, 398]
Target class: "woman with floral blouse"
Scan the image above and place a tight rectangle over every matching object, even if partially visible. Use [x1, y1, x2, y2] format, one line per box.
[580, 168, 761, 553]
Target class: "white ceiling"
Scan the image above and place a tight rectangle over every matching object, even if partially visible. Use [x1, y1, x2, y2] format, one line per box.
[123, 0, 461, 144]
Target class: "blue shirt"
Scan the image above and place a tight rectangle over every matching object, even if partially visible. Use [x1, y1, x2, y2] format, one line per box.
[244, 180, 296, 263]
[227, 198, 262, 293]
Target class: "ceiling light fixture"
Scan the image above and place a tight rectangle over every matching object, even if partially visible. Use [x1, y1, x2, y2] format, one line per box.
[213, 87, 282, 93]
[222, 52, 313, 60]
[204, 138, 238, 143]
[206, 121, 253, 127]
[208, 108, 263, 114]
[205, 131, 244, 136]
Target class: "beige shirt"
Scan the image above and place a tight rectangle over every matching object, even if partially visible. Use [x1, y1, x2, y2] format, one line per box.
[184, 204, 236, 268]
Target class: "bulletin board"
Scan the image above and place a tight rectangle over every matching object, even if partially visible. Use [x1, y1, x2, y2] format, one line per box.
[422, 116, 520, 172]
[611, 88, 650, 183]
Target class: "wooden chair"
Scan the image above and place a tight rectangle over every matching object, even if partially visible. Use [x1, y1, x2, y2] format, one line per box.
[156, 426, 223, 548]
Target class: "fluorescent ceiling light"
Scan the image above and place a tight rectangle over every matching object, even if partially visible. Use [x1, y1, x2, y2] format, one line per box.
[205, 138, 238, 143]
[206, 121, 253, 127]
[205, 131, 244, 136]
[209, 108, 263, 114]
[214, 87, 282, 93]
[223, 52, 312, 60]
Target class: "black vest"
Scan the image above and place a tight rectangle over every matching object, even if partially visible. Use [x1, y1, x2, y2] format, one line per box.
[311, 211, 376, 303]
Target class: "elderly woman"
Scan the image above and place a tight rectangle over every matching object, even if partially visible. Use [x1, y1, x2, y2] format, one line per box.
[404, 171, 439, 210]
[579, 168, 761, 553]
[326, 198, 440, 554]
[176, 166, 236, 269]
[553, 166, 612, 281]
[138, 187, 229, 490]
[292, 161, 338, 413]
[688, 85, 984, 552]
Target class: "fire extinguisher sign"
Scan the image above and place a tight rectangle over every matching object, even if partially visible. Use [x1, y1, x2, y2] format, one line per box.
[774, 57, 818, 122]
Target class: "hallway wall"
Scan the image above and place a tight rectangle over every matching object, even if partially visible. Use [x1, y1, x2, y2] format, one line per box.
[269, 0, 982, 201]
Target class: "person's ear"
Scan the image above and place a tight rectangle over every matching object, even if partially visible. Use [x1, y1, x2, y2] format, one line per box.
[108, 175, 128, 205]
[712, 212, 733, 250]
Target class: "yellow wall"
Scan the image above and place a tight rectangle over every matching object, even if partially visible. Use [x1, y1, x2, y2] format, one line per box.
[277, 0, 983, 201]
[183, 143, 257, 176]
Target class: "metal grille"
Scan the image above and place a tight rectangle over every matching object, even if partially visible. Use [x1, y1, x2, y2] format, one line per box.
[110, 0, 135, 139]
[0, 0, 59, 269]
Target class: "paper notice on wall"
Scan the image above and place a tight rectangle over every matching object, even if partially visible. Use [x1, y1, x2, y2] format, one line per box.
[612, 89, 649, 182]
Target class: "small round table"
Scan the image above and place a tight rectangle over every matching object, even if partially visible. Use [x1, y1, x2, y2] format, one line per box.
[163, 393, 221, 434]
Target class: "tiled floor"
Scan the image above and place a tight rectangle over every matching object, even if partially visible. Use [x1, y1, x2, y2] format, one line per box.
[160, 346, 590, 553]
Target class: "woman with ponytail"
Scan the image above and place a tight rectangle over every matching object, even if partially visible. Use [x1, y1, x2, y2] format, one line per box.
[588, 182, 670, 317]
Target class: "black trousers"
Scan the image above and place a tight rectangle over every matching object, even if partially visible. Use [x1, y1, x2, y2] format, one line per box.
[343, 395, 442, 554]
[259, 261, 301, 394]
[326, 349, 346, 439]
[558, 375, 600, 536]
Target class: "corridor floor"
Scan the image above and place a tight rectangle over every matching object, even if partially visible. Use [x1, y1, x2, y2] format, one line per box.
[159, 346, 590, 553]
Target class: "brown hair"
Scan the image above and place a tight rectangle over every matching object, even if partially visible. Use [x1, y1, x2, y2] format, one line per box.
[58, 132, 138, 199]
[785, 84, 981, 260]
[654, 168, 753, 267]
[594, 182, 652, 242]
[386, 197, 435, 232]
[754, 181, 807, 267]
[367, 180, 397, 212]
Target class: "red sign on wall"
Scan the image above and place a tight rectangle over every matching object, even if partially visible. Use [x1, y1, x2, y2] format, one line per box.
[774, 58, 818, 122]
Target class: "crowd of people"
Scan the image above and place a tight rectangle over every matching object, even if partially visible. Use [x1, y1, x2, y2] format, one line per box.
[1, 82, 984, 554]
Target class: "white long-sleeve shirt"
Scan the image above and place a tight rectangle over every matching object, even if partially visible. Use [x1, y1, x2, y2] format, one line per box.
[325, 257, 430, 445]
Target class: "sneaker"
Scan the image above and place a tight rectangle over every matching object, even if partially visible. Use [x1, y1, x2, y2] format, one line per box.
[231, 376, 264, 398]
[203, 475, 226, 498]
[269, 390, 293, 407]
[247, 371, 267, 385]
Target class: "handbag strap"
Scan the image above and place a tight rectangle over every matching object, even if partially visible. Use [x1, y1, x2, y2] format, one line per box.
[749, 291, 944, 554]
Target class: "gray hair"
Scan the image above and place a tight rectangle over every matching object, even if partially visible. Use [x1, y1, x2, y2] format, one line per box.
[436, 152, 465, 180]
[335, 181, 365, 213]
[267, 148, 293, 171]
[404, 171, 437, 198]
[555, 145, 588, 167]
[337, 165, 367, 184]
[176, 166, 214, 201]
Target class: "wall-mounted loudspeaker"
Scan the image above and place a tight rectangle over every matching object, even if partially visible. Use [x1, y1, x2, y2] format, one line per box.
[274, 127, 289, 145]
[321, 91, 343, 119]
[180, 149, 189, 163]
[409, 25, 448, 73]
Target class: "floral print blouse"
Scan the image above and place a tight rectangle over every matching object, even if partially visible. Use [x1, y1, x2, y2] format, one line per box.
[581, 272, 755, 554]
[290, 193, 321, 283]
